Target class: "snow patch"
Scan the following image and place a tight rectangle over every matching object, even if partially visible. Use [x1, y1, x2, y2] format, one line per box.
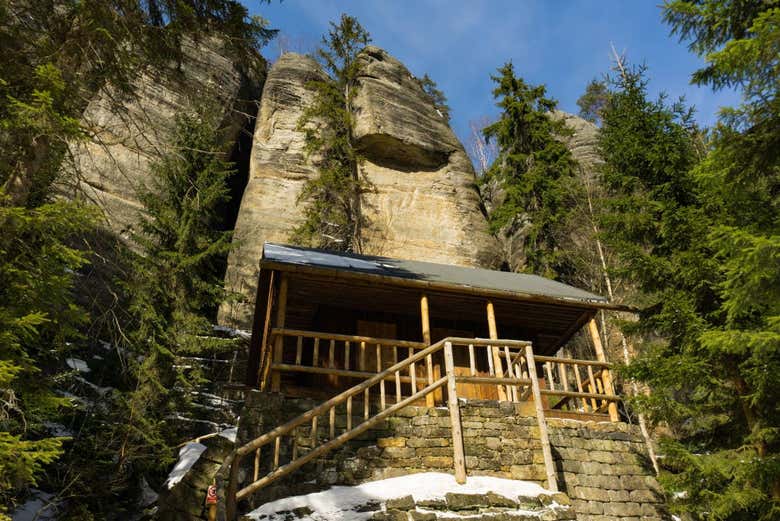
[139, 476, 159, 507]
[219, 427, 237, 442]
[164, 442, 207, 490]
[73, 376, 113, 396]
[43, 421, 73, 437]
[65, 357, 90, 373]
[11, 489, 58, 520]
[246, 472, 550, 521]
[212, 325, 251, 339]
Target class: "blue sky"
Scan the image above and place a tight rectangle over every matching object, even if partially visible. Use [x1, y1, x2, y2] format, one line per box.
[248, 1, 740, 146]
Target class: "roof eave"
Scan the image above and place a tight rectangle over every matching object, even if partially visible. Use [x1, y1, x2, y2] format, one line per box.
[259, 259, 637, 313]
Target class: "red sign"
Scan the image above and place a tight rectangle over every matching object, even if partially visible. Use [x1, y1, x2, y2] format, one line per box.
[206, 484, 218, 505]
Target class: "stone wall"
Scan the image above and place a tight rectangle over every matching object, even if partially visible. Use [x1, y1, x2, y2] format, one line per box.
[236, 392, 668, 520]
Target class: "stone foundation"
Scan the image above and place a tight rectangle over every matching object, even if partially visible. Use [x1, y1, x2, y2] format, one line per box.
[236, 392, 668, 520]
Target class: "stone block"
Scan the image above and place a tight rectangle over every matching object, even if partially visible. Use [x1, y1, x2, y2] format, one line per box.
[383, 447, 415, 459]
[630, 489, 661, 503]
[406, 437, 449, 448]
[422, 455, 453, 468]
[486, 492, 517, 508]
[485, 437, 502, 450]
[641, 503, 665, 516]
[620, 475, 647, 490]
[510, 465, 546, 481]
[607, 489, 630, 502]
[603, 502, 642, 517]
[415, 447, 452, 457]
[409, 511, 436, 521]
[589, 450, 616, 464]
[377, 437, 407, 448]
[386, 495, 415, 510]
[574, 486, 609, 502]
[416, 498, 446, 510]
[511, 451, 533, 465]
[445, 492, 490, 510]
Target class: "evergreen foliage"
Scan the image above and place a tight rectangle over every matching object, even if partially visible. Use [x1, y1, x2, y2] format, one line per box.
[0, 1, 275, 514]
[294, 14, 372, 252]
[481, 63, 578, 279]
[576, 79, 609, 125]
[417, 73, 451, 122]
[596, 1, 780, 514]
[116, 103, 238, 494]
[0, 195, 98, 514]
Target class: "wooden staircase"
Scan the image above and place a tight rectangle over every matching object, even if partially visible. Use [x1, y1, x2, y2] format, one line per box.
[226, 337, 620, 519]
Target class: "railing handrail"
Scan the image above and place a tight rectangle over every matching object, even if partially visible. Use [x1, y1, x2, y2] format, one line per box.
[533, 354, 611, 368]
[270, 328, 427, 349]
[229, 336, 620, 518]
[236, 337, 449, 457]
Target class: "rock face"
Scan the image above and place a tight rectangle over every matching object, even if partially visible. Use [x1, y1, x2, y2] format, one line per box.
[67, 36, 264, 237]
[219, 53, 330, 327]
[354, 46, 497, 265]
[220, 47, 497, 328]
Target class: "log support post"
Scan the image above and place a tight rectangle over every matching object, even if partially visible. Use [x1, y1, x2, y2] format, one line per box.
[525, 345, 558, 492]
[486, 300, 508, 401]
[444, 341, 467, 484]
[420, 294, 435, 407]
[270, 273, 289, 393]
[588, 318, 620, 422]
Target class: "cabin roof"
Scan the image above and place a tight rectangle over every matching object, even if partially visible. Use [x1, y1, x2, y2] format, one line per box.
[261, 243, 609, 307]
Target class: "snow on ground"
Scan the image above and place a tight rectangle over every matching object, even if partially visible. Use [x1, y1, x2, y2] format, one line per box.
[43, 421, 74, 437]
[164, 442, 207, 489]
[65, 357, 90, 372]
[219, 427, 237, 442]
[212, 324, 251, 339]
[11, 489, 58, 521]
[247, 473, 550, 521]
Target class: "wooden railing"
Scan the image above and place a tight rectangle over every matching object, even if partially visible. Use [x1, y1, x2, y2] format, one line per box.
[532, 355, 619, 419]
[227, 338, 451, 519]
[265, 329, 426, 392]
[230, 334, 622, 518]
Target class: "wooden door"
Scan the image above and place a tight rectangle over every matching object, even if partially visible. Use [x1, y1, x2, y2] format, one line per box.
[356, 320, 398, 373]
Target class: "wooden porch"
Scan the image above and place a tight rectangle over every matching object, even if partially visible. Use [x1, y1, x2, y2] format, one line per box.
[228, 243, 631, 517]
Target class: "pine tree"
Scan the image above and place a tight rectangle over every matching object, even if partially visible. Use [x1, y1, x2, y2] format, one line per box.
[481, 63, 578, 279]
[611, 2, 780, 517]
[599, 46, 779, 517]
[417, 73, 451, 122]
[576, 79, 609, 125]
[113, 104, 238, 490]
[0, 196, 97, 514]
[293, 14, 371, 252]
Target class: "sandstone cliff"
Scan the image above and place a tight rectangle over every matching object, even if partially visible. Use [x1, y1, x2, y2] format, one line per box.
[66, 35, 265, 237]
[220, 47, 498, 328]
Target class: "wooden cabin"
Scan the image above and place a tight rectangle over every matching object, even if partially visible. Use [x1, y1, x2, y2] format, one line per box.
[228, 243, 631, 513]
[245, 243, 626, 422]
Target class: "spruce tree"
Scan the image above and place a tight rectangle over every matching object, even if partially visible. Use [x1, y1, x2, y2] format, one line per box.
[294, 14, 371, 252]
[599, 49, 779, 517]
[577, 79, 609, 125]
[610, 2, 780, 517]
[0, 196, 97, 515]
[481, 63, 578, 279]
[417, 73, 451, 122]
[113, 103, 238, 490]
